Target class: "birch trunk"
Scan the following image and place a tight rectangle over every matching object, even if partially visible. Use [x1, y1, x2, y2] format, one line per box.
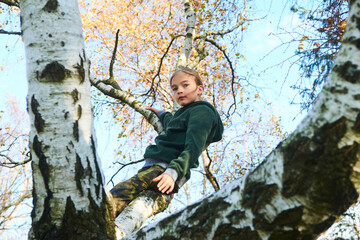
[123, 1, 360, 239]
[21, 0, 114, 239]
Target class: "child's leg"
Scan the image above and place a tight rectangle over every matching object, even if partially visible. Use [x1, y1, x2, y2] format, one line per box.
[110, 165, 165, 217]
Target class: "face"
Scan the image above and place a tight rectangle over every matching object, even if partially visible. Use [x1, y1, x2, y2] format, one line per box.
[171, 72, 203, 106]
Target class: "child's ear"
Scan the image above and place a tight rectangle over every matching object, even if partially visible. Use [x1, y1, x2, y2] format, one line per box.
[198, 85, 204, 95]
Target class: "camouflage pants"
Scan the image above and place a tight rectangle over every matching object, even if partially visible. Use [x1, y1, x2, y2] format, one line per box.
[110, 165, 176, 217]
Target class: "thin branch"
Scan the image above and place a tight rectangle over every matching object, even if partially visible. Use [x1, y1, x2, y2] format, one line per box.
[0, 0, 20, 8]
[196, 0, 248, 38]
[107, 159, 145, 187]
[109, 29, 120, 81]
[202, 150, 220, 191]
[0, 29, 21, 35]
[204, 38, 237, 117]
[144, 34, 185, 96]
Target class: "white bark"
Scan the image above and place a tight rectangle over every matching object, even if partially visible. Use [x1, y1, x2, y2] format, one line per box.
[21, 0, 113, 238]
[90, 78, 164, 134]
[115, 191, 171, 239]
[176, 0, 196, 69]
[122, 1, 360, 239]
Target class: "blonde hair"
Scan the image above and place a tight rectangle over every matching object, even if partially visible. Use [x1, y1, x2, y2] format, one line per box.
[170, 68, 203, 86]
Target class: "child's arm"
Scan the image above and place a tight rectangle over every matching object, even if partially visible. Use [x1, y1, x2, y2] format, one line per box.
[146, 107, 161, 115]
[167, 106, 217, 180]
[152, 173, 175, 194]
[147, 106, 172, 129]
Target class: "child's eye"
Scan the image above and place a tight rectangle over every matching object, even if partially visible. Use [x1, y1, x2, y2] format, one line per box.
[183, 84, 189, 87]
[172, 87, 178, 91]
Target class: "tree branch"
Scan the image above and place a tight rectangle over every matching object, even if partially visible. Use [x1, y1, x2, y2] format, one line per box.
[91, 77, 164, 134]
[196, 0, 248, 38]
[201, 150, 220, 191]
[109, 29, 120, 81]
[107, 159, 145, 187]
[0, 0, 20, 8]
[0, 29, 21, 35]
[144, 34, 185, 96]
[204, 38, 237, 116]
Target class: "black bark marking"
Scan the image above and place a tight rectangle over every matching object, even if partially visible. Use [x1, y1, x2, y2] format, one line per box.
[350, 14, 360, 29]
[353, 113, 360, 132]
[73, 120, 79, 142]
[31, 95, 45, 133]
[312, 216, 336, 235]
[55, 194, 114, 240]
[333, 61, 360, 83]
[87, 158, 93, 179]
[281, 117, 358, 239]
[43, 0, 58, 12]
[40, 61, 69, 82]
[329, 86, 348, 94]
[91, 136, 102, 193]
[75, 154, 84, 196]
[271, 206, 304, 228]
[214, 226, 261, 240]
[354, 94, 360, 100]
[74, 54, 85, 84]
[346, 36, 360, 50]
[268, 230, 301, 240]
[32, 135, 55, 239]
[64, 111, 69, 120]
[242, 181, 278, 216]
[71, 88, 79, 104]
[153, 196, 232, 239]
[77, 105, 82, 120]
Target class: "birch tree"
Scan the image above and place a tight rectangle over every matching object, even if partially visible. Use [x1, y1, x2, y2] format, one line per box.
[2, 0, 360, 239]
[19, 0, 114, 238]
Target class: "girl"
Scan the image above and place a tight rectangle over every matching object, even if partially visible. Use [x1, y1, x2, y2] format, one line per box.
[110, 68, 223, 216]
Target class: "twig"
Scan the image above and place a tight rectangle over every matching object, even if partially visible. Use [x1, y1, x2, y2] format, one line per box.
[144, 34, 185, 96]
[195, 0, 248, 38]
[204, 38, 237, 117]
[0, 0, 20, 8]
[109, 29, 120, 81]
[107, 159, 145, 187]
[202, 150, 220, 191]
[0, 29, 21, 35]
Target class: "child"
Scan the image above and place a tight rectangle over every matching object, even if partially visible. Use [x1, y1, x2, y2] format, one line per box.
[110, 68, 224, 217]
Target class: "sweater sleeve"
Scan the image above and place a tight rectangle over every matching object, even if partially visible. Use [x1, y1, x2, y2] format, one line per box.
[167, 106, 215, 180]
[159, 111, 173, 129]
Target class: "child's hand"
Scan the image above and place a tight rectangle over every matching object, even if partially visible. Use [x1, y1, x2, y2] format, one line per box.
[146, 107, 161, 115]
[152, 173, 174, 194]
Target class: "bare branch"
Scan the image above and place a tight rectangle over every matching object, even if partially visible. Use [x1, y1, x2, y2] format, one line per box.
[204, 38, 237, 116]
[0, 29, 21, 35]
[0, 153, 31, 168]
[0, 0, 20, 8]
[107, 159, 145, 187]
[201, 151, 220, 191]
[109, 29, 120, 81]
[144, 34, 185, 96]
[197, 0, 248, 38]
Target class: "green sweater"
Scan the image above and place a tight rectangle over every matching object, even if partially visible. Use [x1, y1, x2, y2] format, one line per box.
[143, 101, 223, 183]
